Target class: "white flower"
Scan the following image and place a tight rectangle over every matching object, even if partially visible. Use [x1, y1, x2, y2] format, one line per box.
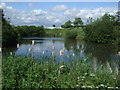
[32, 40, 35, 45]
[108, 87, 114, 89]
[82, 86, 86, 88]
[0, 47, 2, 52]
[82, 76, 85, 79]
[60, 65, 64, 69]
[76, 84, 79, 87]
[84, 73, 88, 75]
[100, 84, 104, 87]
[10, 52, 12, 55]
[17, 43, 20, 48]
[96, 87, 99, 88]
[73, 53, 75, 56]
[90, 73, 95, 77]
[52, 51, 54, 56]
[87, 86, 92, 88]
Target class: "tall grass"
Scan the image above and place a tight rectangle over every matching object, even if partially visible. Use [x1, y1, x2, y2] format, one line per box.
[2, 54, 119, 89]
[45, 28, 85, 39]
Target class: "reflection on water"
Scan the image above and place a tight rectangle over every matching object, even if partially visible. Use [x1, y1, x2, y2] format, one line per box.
[3, 37, 120, 73]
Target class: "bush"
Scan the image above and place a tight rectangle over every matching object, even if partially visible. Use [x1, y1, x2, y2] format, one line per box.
[65, 30, 78, 39]
[84, 13, 118, 44]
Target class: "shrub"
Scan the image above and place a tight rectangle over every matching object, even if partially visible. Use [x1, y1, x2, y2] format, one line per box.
[84, 13, 118, 44]
[65, 30, 78, 39]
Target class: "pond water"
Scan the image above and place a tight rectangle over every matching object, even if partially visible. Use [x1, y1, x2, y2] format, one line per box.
[3, 37, 120, 67]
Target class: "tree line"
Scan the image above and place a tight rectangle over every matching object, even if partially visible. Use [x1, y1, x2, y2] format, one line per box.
[1, 7, 120, 47]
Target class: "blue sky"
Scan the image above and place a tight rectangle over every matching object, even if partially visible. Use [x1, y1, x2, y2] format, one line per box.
[0, 2, 118, 27]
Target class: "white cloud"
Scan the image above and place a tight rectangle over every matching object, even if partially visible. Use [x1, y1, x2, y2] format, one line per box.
[52, 5, 68, 12]
[0, 3, 118, 27]
[64, 8, 79, 16]
[33, 10, 47, 15]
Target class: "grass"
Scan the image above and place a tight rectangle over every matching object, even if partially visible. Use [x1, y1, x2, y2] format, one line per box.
[44, 28, 85, 39]
[2, 54, 119, 89]
[45, 28, 66, 37]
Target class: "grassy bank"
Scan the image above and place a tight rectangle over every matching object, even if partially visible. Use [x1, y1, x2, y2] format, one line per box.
[45, 28, 85, 39]
[2, 54, 119, 88]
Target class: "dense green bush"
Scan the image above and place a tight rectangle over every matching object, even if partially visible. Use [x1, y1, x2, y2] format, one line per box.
[2, 55, 119, 88]
[65, 30, 78, 39]
[84, 13, 119, 44]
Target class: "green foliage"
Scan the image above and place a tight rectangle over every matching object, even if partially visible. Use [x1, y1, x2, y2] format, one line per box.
[61, 20, 73, 28]
[52, 24, 56, 28]
[84, 13, 119, 44]
[73, 17, 83, 27]
[65, 30, 78, 39]
[14, 25, 45, 38]
[1, 9, 18, 47]
[45, 28, 65, 37]
[2, 55, 119, 88]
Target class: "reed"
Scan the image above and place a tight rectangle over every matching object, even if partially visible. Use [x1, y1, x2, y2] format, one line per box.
[2, 54, 119, 88]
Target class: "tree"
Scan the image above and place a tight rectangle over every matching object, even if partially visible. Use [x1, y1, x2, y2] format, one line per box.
[61, 20, 72, 28]
[52, 24, 56, 28]
[73, 17, 83, 27]
[1, 9, 18, 47]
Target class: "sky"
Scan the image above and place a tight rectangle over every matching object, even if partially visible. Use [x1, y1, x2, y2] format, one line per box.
[0, 2, 119, 27]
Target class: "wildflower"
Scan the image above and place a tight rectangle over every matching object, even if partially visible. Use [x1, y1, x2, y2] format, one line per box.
[32, 40, 35, 45]
[73, 53, 75, 56]
[116, 87, 118, 89]
[96, 87, 99, 88]
[59, 49, 64, 56]
[107, 87, 114, 89]
[84, 73, 88, 75]
[60, 65, 64, 69]
[90, 73, 95, 77]
[82, 76, 85, 79]
[0, 47, 2, 52]
[99, 84, 104, 87]
[87, 86, 92, 88]
[10, 52, 12, 55]
[118, 51, 120, 55]
[52, 51, 54, 56]
[17, 43, 20, 48]
[76, 84, 79, 87]
[82, 86, 86, 88]
[83, 58, 86, 62]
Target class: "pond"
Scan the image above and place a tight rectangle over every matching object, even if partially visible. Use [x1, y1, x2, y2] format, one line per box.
[3, 37, 120, 68]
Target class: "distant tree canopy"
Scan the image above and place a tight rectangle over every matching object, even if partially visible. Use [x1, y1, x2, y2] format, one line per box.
[52, 24, 56, 28]
[84, 13, 120, 44]
[61, 17, 84, 28]
[73, 17, 83, 27]
[1, 9, 18, 47]
[14, 25, 45, 37]
[61, 20, 72, 28]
